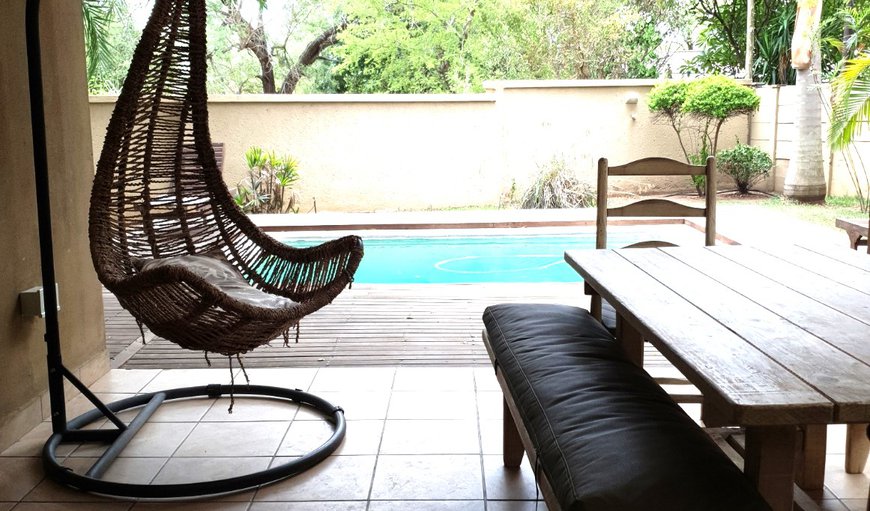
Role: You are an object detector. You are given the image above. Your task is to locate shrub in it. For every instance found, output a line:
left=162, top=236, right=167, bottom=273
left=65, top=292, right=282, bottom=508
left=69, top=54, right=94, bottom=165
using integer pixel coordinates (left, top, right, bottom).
left=649, top=76, right=761, bottom=196
left=717, top=142, right=773, bottom=194
left=233, top=147, right=300, bottom=214
left=521, top=158, right=595, bottom=209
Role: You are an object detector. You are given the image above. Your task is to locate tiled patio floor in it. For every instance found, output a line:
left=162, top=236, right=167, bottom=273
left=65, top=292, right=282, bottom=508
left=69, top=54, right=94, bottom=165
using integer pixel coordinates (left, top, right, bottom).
left=1, top=366, right=868, bottom=510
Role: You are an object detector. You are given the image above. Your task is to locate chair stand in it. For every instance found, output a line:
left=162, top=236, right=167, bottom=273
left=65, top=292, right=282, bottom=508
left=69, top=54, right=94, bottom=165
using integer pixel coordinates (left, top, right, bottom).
left=42, top=384, right=345, bottom=499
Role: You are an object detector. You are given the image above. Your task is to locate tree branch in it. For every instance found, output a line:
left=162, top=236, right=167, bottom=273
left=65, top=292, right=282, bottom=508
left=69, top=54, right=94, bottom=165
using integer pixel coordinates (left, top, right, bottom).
left=280, top=17, right=349, bottom=94
left=219, top=0, right=277, bottom=93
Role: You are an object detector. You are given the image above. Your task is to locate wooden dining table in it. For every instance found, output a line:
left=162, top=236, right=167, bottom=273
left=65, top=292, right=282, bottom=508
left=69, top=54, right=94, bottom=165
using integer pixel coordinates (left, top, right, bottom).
left=565, top=243, right=870, bottom=511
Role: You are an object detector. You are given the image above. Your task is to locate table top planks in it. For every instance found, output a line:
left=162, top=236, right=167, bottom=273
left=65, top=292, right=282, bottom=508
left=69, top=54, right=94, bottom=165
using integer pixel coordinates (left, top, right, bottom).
left=565, top=244, right=870, bottom=426
left=565, top=248, right=832, bottom=426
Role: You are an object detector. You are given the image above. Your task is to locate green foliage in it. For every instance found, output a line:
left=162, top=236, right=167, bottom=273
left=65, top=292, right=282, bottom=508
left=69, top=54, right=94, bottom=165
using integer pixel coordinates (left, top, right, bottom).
left=717, top=142, right=772, bottom=194
left=649, top=76, right=760, bottom=196
left=829, top=53, right=870, bottom=150
left=82, top=0, right=137, bottom=93
left=682, top=76, right=760, bottom=120
left=648, top=80, right=690, bottom=117
left=684, top=0, right=845, bottom=84
left=233, top=147, right=301, bottom=214
left=520, top=158, right=595, bottom=209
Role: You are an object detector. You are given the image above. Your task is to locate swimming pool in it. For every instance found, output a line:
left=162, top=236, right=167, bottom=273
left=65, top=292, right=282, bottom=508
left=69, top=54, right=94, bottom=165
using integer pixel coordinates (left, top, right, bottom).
left=279, top=227, right=693, bottom=284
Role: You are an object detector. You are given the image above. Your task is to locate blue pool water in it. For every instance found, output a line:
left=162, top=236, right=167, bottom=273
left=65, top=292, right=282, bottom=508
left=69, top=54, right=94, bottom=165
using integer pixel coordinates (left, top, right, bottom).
left=281, top=229, right=651, bottom=284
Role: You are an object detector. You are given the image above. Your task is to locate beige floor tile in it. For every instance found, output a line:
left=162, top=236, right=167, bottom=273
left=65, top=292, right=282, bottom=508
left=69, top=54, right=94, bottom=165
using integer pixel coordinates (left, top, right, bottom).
left=827, top=424, right=848, bottom=456
left=90, top=369, right=161, bottom=393
left=202, top=397, right=299, bottom=422
left=380, top=420, right=479, bottom=455
left=175, top=421, right=289, bottom=457
left=276, top=420, right=339, bottom=457
left=0, top=457, right=43, bottom=501
left=473, top=367, right=501, bottom=392
left=294, top=391, right=390, bottom=421
left=368, top=501, right=484, bottom=511
left=152, top=456, right=271, bottom=485
left=13, top=504, right=133, bottom=510
left=132, top=503, right=250, bottom=510
left=117, top=397, right=216, bottom=423
left=479, top=419, right=505, bottom=456
left=819, top=500, right=851, bottom=511
left=335, top=420, right=385, bottom=455
left=243, top=367, right=319, bottom=391
left=0, top=503, right=13, bottom=511
left=100, top=456, right=167, bottom=484
left=309, top=367, right=395, bottom=392
left=825, top=454, right=870, bottom=500
left=249, top=502, right=367, bottom=511
left=1, top=422, right=75, bottom=458
left=72, top=422, right=197, bottom=458
left=393, top=367, right=475, bottom=391
left=387, top=391, right=477, bottom=420
left=841, top=499, right=869, bottom=511
left=66, top=393, right=135, bottom=420
left=477, top=391, right=504, bottom=421
left=25, top=457, right=117, bottom=503
left=486, top=501, right=548, bottom=511
left=483, top=455, right=539, bottom=501
left=370, top=454, right=483, bottom=500
left=141, top=369, right=240, bottom=393
left=255, top=455, right=376, bottom=501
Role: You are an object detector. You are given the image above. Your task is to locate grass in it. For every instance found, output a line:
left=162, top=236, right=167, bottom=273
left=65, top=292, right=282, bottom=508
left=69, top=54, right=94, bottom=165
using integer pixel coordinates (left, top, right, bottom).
left=719, top=195, right=866, bottom=229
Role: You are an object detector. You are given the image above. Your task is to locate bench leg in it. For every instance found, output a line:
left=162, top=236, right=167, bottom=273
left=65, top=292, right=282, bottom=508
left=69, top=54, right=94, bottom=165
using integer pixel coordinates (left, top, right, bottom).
left=846, top=423, right=869, bottom=474
left=744, top=425, right=798, bottom=511
left=796, top=424, right=826, bottom=495
left=503, top=397, right=524, bottom=467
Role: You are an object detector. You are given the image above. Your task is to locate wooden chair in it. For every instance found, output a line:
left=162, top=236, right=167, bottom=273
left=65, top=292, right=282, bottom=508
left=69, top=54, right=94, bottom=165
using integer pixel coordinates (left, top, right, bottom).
left=593, top=156, right=715, bottom=404
left=592, top=156, right=717, bottom=330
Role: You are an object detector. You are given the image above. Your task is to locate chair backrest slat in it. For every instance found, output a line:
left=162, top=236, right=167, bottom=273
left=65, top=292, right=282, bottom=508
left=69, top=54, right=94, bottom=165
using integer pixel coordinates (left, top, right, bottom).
left=596, top=156, right=716, bottom=250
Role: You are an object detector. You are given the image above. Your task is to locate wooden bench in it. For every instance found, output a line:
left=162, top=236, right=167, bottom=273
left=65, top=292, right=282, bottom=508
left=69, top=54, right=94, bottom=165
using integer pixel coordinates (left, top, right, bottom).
left=482, top=303, right=770, bottom=511
left=835, top=217, right=868, bottom=250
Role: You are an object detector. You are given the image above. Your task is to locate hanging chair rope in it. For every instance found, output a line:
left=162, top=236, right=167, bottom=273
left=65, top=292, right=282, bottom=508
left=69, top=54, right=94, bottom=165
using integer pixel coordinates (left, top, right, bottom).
left=89, top=0, right=363, bottom=359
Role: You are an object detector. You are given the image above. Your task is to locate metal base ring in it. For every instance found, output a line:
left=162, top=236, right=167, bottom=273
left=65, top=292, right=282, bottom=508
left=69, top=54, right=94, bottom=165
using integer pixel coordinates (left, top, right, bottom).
left=42, top=384, right=345, bottom=499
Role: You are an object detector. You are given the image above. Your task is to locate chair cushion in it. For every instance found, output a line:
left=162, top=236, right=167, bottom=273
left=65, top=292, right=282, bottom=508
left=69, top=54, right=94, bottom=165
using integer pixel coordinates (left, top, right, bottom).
left=133, top=252, right=295, bottom=310
left=483, top=303, right=769, bottom=511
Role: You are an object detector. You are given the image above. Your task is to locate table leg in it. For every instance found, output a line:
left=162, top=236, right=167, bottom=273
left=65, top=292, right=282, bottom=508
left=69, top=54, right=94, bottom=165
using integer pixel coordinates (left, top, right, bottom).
left=615, top=315, right=643, bottom=367
left=744, top=425, right=798, bottom=511
left=846, top=423, right=869, bottom=474
left=796, top=424, right=826, bottom=495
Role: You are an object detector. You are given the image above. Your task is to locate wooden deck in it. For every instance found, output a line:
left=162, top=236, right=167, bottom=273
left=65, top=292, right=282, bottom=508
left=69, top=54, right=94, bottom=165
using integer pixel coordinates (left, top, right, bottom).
left=105, top=284, right=589, bottom=369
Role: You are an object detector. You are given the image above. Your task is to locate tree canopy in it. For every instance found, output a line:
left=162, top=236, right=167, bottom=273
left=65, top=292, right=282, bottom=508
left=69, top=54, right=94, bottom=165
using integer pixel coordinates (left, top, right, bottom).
left=84, top=0, right=689, bottom=94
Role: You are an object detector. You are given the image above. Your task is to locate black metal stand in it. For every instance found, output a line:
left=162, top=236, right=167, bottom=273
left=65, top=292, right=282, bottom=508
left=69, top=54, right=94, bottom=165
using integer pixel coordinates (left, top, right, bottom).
left=25, top=0, right=344, bottom=498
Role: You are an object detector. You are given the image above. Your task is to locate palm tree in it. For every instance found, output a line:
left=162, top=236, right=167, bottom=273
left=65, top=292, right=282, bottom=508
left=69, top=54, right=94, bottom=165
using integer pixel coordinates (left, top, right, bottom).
left=783, top=0, right=827, bottom=203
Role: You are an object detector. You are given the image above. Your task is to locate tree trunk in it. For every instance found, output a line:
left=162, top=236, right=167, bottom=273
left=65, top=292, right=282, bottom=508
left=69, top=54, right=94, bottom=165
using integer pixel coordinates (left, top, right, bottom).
left=783, top=55, right=826, bottom=202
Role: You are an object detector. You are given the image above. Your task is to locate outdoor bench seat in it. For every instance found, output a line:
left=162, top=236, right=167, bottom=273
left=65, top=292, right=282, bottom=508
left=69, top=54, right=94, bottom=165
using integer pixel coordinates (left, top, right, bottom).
left=482, top=303, right=770, bottom=511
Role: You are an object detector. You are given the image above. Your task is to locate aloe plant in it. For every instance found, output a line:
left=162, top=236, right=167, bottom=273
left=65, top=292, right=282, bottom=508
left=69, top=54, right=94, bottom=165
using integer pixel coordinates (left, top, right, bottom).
left=233, top=147, right=300, bottom=214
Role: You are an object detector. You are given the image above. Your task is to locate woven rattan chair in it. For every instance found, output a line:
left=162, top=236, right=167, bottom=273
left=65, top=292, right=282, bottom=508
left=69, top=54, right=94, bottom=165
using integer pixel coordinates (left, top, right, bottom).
left=89, top=0, right=363, bottom=361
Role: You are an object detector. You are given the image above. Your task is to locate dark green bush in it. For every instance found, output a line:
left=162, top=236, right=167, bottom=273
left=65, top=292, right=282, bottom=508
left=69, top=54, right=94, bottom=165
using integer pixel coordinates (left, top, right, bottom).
left=717, top=142, right=773, bottom=194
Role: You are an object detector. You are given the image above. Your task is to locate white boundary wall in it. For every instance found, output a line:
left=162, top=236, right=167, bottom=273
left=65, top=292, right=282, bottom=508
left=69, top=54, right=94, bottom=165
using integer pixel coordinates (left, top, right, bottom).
left=90, top=80, right=866, bottom=212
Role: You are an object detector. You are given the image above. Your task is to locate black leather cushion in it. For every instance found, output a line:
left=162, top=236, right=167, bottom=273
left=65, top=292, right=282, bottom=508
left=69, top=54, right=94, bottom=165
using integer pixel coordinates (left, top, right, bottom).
left=483, top=303, right=769, bottom=511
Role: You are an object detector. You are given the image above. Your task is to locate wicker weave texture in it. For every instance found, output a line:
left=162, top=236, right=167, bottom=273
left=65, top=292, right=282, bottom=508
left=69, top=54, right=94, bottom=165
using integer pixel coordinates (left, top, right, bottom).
left=89, top=0, right=363, bottom=356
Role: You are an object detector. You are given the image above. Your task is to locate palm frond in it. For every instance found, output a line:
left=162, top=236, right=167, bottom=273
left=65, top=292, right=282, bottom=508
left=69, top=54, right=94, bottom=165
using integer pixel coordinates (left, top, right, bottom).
left=829, top=53, right=870, bottom=149
left=81, top=0, right=117, bottom=78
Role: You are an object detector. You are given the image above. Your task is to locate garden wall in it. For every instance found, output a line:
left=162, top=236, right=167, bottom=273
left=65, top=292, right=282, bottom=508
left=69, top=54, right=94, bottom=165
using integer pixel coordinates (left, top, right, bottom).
left=90, top=81, right=868, bottom=212
left=752, top=85, right=870, bottom=198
